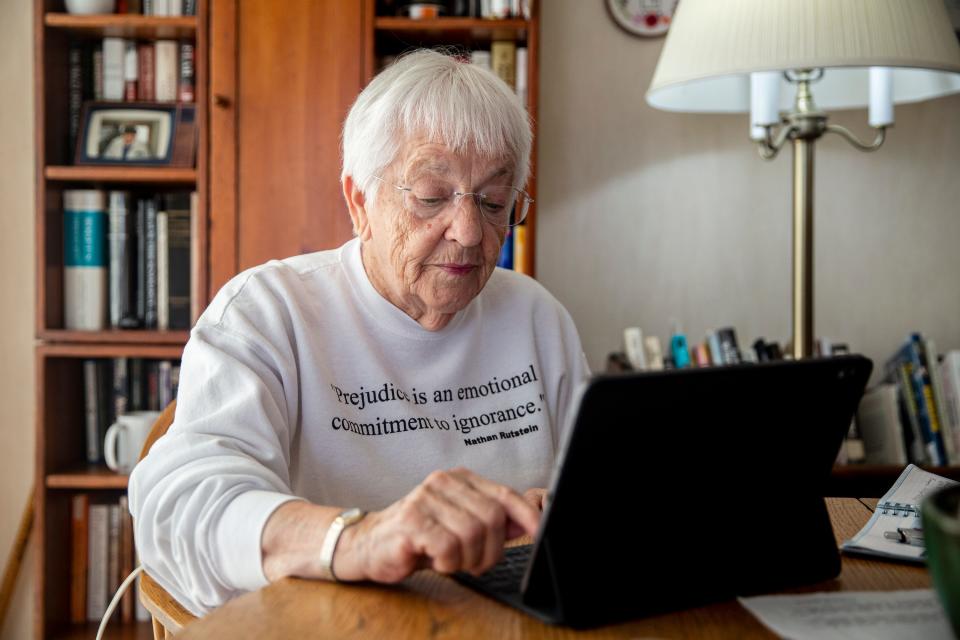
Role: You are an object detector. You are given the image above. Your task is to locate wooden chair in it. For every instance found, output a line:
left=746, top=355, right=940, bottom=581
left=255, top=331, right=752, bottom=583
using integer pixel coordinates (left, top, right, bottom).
left=136, top=400, right=198, bottom=638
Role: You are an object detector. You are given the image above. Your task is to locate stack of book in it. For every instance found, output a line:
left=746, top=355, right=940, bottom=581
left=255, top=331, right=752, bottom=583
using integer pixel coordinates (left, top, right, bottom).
left=71, top=494, right=150, bottom=626
left=856, top=333, right=960, bottom=466
left=84, top=358, right=181, bottom=464
left=63, top=189, right=196, bottom=332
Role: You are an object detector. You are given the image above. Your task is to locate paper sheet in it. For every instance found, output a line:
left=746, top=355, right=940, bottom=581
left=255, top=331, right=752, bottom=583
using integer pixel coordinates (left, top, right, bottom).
left=739, top=590, right=954, bottom=640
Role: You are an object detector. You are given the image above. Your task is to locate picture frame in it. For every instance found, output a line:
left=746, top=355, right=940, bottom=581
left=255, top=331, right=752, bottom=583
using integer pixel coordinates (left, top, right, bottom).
left=74, top=102, right=197, bottom=167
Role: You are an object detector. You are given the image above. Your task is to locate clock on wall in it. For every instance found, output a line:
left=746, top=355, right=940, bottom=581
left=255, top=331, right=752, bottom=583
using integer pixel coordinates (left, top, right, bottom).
left=606, top=0, right=679, bottom=37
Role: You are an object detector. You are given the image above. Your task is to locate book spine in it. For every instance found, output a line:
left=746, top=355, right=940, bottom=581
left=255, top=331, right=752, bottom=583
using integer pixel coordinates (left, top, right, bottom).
left=924, top=338, right=955, bottom=465
left=496, top=227, right=514, bottom=269
left=135, top=199, right=146, bottom=325
left=113, top=357, right=129, bottom=422
left=706, top=331, right=724, bottom=365
left=63, top=190, right=108, bottom=331
left=92, top=49, right=104, bottom=100
left=102, top=37, right=125, bottom=101
left=83, top=360, right=101, bottom=463
left=68, top=45, right=84, bottom=155
left=130, top=357, right=144, bottom=411
left=70, top=493, right=89, bottom=624
left=154, top=40, right=179, bottom=102
left=123, top=41, right=138, bottom=101
left=178, top=42, right=195, bottom=103
left=515, top=46, right=528, bottom=107
left=941, top=353, right=960, bottom=458
left=87, top=504, right=109, bottom=621
left=157, top=210, right=170, bottom=330
left=159, top=360, right=172, bottom=408
left=717, top=327, right=742, bottom=365
left=143, top=0, right=154, bottom=14
left=147, top=360, right=160, bottom=410
left=138, top=43, right=155, bottom=101
left=908, top=335, right=947, bottom=465
left=183, top=0, right=196, bottom=15
left=168, top=0, right=182, bottom=15
left=490, top=40, right=516, bottom=90
left=897, top=363, right=928, bottom=464
left=168, top=202, right=192, bottom=329
left=470, top=50, right=491, bottom=70
left=153, top=0, right=170, bottom=15
left=189, top=191, right=200, bottom=325
left=119, top=495, right=134, bottom=622
left=512, top=222, right=529, bottom=275
left=107, top=191, right=130, bottom=328
left=107, top=504, right=121, bottom=617
left=145, top=198, right=158, bottom=328
left=126, top=0, right=142, bottom=13
left=171, top=363, right=181, bottom=399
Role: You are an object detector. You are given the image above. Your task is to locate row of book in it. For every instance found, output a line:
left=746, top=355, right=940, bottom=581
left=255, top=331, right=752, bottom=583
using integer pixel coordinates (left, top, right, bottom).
left=855, top=334, right=960, bottom=467
left=607, top=327, right=838, bottom=373
left=64, top=189, right=196, bottom=332
left=84, top=358, right=181, bottom=464
left=71, top=494, right=149, bottom=624
left=108, top=0, right=197, bottom=14
left=379, top=0, right=531, bottom=19
left=68, top=38, right=195, bottom=152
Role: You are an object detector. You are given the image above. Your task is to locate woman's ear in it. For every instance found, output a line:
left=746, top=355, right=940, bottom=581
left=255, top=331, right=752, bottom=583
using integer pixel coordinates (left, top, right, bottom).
left=342, top=175, right=372, bottom=241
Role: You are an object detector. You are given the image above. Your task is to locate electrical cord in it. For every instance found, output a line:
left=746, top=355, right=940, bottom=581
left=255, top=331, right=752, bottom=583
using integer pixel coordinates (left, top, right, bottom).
left=95, top=565, right=144, bottom=640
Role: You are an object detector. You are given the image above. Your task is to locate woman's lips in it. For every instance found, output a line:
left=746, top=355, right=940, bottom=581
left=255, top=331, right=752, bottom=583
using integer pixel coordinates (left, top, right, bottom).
left=437, top=263, right=477, bottom=276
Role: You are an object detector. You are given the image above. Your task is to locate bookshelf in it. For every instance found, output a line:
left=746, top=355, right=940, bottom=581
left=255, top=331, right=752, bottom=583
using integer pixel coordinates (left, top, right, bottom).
left=363, top=3, right=540, bottom=276
left=33, top=0, right=207, bottom=637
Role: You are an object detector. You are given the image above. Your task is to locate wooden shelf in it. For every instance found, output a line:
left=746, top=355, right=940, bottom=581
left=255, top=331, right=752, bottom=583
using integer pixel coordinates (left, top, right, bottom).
left=47, top=465, right=128, bottom=490
left=51, top=621, right=154, bottom=640
left=829, top=464, right=960, bottom=497
left=38, top=342, right=185, bottom=359
left=45, top=165, right=197, bottom=184
left=374, top=17, right=529, bottom=42
left=40, top=329, right=190, bottom=345
left=45, top=13, right=196, bottom=39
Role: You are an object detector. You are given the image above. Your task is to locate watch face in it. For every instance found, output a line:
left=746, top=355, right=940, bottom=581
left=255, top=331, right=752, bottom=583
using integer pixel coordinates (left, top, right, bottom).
left=606, top=0, right=679, bottom=37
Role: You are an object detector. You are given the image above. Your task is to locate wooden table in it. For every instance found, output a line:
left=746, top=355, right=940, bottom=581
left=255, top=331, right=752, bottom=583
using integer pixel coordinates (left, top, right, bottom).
left=178, top=498, right=931, bottom=639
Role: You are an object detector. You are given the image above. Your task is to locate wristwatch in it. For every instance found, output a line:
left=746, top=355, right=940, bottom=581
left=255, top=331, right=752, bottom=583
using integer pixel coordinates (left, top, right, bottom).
left=318, top=507, right=366, bottom=581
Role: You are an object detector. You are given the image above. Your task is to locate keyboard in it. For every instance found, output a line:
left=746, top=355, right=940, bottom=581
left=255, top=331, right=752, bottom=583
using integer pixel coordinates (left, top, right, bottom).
left=457, top=544, right=533, bottom=595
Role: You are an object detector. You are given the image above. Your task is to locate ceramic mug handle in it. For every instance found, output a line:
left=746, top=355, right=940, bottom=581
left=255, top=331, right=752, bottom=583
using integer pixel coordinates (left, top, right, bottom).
left=104, top=422, right=125, bottom=472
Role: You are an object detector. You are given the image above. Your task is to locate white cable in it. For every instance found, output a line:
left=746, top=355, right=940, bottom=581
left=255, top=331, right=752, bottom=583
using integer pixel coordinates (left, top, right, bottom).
left=96, top=565, right=145, bottom=640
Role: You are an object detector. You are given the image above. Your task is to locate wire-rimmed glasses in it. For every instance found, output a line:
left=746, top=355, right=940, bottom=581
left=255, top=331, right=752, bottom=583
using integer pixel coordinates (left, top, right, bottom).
left=374, top=176, right=533, bottom=227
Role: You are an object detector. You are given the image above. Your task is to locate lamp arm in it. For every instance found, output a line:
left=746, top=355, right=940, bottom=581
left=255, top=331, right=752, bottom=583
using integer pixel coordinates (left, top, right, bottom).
left=756, top=123, right=796, bottom=160
left=824, top=124, right=887, bottom=152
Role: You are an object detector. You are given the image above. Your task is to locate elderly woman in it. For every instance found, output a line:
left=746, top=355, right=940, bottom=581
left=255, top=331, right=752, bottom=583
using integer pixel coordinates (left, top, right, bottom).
left=129, top=49, right=589, bottom=615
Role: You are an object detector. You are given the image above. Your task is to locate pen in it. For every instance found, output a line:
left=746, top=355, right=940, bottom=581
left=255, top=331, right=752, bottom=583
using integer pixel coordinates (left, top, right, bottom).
left=883, top=528, right=924, bottom=547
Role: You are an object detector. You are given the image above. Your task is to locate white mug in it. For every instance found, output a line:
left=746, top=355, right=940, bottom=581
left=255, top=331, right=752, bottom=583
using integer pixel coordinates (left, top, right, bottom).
left=64, top=0, right=117, bottom=14
left=104, top=411, right=161, bottom=474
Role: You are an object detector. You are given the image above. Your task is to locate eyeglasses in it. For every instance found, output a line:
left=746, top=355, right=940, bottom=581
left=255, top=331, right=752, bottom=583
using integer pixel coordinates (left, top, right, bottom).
left=374, top=176, right=533, bottom=228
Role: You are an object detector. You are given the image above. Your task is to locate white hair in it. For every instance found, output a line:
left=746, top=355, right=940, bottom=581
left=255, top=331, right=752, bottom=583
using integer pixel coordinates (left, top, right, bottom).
left=341, top=49, right=532, bottom=201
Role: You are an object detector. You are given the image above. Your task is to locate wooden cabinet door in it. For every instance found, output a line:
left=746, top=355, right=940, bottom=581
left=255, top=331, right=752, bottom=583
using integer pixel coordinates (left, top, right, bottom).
left=209, top=0, right=363, bottom=297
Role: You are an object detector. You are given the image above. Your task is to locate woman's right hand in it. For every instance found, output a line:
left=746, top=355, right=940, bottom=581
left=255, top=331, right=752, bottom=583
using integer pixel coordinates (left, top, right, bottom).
left=331, top=467, right=541, bottom=582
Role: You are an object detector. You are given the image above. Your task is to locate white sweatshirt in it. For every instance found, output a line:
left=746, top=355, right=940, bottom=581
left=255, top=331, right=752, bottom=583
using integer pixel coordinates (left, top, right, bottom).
left=128, top=237, right=589, bottom=615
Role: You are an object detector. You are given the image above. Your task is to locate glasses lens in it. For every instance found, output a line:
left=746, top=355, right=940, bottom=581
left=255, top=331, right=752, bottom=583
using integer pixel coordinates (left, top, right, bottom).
left=479, top=187, right=525, bottom=227
left=404, top=181, right=454, bottom=218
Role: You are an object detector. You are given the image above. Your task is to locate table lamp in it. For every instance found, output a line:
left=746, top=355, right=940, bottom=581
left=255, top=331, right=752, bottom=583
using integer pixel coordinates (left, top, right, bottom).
left=646, top=0, right=960, bottom=358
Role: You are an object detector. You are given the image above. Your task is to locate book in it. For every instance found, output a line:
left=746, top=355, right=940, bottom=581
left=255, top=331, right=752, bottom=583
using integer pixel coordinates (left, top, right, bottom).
left=159, top=360, right=173, bottom=408
left=190, top=191, right=200, bottom=324
left=512, top=222, right=529, bottom=274
left=63, top=190, right=108, bottom=331
left=886, top=337, right=944, bottom=465
left=179, top=42, right=195, bottom=103
left=113, top=357, right=129, bottom=423
left=470, top=50, right=491, bottom=70
left=496, top=227, right=513, bottom=269
left=155, top=40, right=179, bottom=101
left=183, top=0, right=197, bottom=15
left=145, top=197, right=159, bottom=328
left=92, top=48, right=104, bottom=100
left=102, top=37, right=125, bottom=101
left=717, top=327, right=742, bottom=365
left=706, top=331, right=724, bottom=365
left=165, top=193, right=192, bottom=328
left=490, top=40, right=516, bottom=90
left=157, top=209, right=169, bottom=330
left=83, top=360, right=101, bottom=464
left=923, top=338, right=956, bottom=464
left=68, top=43, right=92, bottom=155
left=118, top=497, right=134, bottom=622
left=138, top=42, right=155, bottom=101
left=911, top=334, right=949, bottom=464
left=123, top=41, right=138, bottom=101
left=857, top=384, right=908, bottom=465
left=87, top=503, right=109, bottom=621
left=841, top=465, right=958, bottom=563
left=70, top=494, right=89, bottom=624
left=107, top=503, right=121, bottom=622
left=107, top=191, right=133, bottom=328
left=515, top=47, right=528, bottom=106
left=940, top=351, right=960, bottom=458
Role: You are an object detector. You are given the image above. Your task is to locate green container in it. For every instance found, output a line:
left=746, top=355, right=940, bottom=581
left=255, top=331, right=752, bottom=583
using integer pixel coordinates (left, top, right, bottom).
left=921, top=484, right=960, bottom=637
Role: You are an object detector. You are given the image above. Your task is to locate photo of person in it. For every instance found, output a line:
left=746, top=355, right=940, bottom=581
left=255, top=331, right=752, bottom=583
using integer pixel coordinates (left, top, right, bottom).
left=100, top=123, right=154, bottom=160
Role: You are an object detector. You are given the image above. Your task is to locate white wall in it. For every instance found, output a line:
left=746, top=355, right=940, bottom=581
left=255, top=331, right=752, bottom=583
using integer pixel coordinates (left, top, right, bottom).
left=0, top=0, right=36, bottom=638
left=537, top=0, right=960, bottom=381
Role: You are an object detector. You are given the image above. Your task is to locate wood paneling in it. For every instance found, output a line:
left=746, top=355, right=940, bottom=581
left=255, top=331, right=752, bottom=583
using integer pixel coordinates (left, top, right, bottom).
left=233, top=0, right=361, bottom=273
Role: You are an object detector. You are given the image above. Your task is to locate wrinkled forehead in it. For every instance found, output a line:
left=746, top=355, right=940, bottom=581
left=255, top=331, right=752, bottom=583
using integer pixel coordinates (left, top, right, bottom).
left=393, top=137, right=514, bottom=183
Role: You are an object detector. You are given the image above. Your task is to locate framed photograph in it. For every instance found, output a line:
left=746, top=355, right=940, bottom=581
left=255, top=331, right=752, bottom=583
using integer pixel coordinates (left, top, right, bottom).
left=75, top=102, right=197, bottom=167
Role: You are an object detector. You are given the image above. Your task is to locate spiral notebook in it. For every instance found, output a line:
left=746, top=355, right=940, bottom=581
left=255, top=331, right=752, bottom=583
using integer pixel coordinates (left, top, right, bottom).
left=841, top=465, right=958, bottom=563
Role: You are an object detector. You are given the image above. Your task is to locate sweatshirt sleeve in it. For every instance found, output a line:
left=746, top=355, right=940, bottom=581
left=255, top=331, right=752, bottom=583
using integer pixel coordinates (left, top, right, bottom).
left=128, top=285, right=304, bottom=615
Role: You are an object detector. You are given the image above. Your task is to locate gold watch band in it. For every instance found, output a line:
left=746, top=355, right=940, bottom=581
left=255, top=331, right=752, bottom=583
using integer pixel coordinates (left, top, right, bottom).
left=318, top=508, right=366, bottom=581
